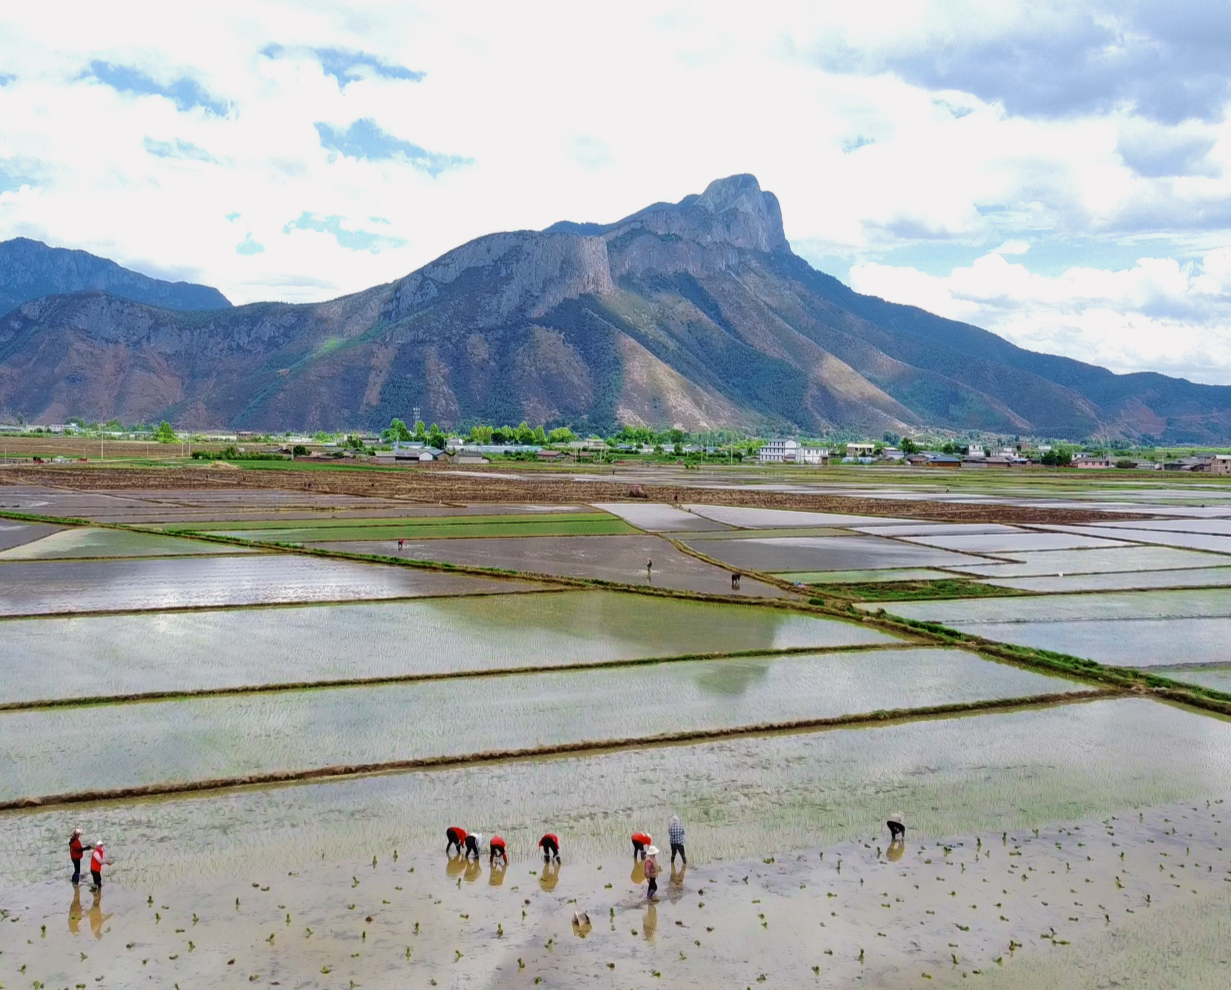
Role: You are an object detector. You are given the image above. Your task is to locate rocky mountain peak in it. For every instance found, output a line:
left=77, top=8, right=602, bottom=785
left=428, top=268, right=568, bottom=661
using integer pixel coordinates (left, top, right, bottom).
left=689, top=174, right=787, bottom=254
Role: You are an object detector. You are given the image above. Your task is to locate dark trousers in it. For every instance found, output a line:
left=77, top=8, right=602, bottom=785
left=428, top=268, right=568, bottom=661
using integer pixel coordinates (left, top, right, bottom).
left=541, top=839, right=559, bottom=861
left=71, top=858, right=82, bottom=884
left=632, top=840, right=646, bottom=858
left=887, top=822, right=905, bottom=841
left=647, top=877, right=657, bottom=898
left=464, top=835, right=480, bottom=859
left=670, top=842, right=686, bottom=864
left=91, top=869, right=102, bottom=888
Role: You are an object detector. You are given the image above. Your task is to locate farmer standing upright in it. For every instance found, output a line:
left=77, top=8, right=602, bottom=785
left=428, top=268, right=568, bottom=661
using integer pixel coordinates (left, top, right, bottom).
left=89, top=841, right=110, bottom=890
left=69, top=828, right=85, bottom=885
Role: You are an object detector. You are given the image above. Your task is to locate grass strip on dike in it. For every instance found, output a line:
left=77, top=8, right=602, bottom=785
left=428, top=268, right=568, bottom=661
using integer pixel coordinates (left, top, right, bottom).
left=0, top=641, right=910, bottom=713
left=0, top=690, right=1111, bottom=813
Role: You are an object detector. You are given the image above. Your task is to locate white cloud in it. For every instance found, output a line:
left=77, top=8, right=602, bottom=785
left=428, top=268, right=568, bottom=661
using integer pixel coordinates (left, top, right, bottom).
left=0, top=1, right=1228, bottom=384
left=850, top=250, right=1231, bottom=384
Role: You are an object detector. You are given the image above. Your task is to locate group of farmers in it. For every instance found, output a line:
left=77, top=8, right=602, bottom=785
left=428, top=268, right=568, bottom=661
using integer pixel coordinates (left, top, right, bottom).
left=67, top=829, right=110, bottom=890
left=444, top=814, right=687, bottom=900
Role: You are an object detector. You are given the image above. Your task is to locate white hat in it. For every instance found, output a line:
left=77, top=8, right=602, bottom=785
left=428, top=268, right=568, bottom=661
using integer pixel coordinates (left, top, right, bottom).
left=646, top=845, right=659, bottom=856
left=94, top=840, right=104, bottom=847
left=72, top=828, right=82, bottom=836
left=889, top=813, right=903, bottom=824
left=472, top=833, right=484, bottom=845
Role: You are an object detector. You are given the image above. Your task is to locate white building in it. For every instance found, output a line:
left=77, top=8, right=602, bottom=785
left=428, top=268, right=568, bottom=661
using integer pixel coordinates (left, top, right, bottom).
left=758, top=439, right=831, bottom=465
left=846, top=443, right=876, bottom=458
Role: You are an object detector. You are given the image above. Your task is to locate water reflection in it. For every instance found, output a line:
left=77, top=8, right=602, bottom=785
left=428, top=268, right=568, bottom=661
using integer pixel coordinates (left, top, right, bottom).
left=68, top=885, right=82, bottom=935
left=692, top=660, right=770, bottom=697
left=886, top=840, right=905, bottom=862
left=488, top=862, right=506, bottom=887
left=630, top=860, right=645, bottom=885
left=642, top=902, right=657, bottom=941
left=539, top=861, right=560, bottom=892
left=464, top=858, right=482, bottom=884
left=445, top=853, right=467, bottom=879
left=88, top=889, right=111, bottom=940
left=667, top=863, right=687, bottom=904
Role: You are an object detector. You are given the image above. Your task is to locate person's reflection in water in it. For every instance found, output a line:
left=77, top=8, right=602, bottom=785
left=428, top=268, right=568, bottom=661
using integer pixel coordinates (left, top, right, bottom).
left=445, top=853, right=467, bottom=879
left=463, top=857, right=482, bottom=884
left=88, top=888, right=112, bottom=940
left=666, top=862, right=687, bottom=904
left=629, top=859, right=646, bottom=886
left=539, top=859, right=560, bottom=892
left=886, top=839, right=905, bottom=863
left=488, top=861, right=507, bottom=887
left=68, top=885, right=83, bottom=935
left=642, top=901, right=658, bottom=941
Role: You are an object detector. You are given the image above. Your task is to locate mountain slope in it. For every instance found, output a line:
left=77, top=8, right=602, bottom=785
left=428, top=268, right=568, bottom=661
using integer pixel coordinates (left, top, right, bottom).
left=0, top=238, right=231, bottom=314
left=2, top=176, right=1230, bottom=441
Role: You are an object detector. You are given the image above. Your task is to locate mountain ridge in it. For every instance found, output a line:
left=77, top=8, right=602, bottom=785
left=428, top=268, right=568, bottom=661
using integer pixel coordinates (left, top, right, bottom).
left=2, top=175, right=1229, bottom=441
left=0, top=237, right=232, bottom=315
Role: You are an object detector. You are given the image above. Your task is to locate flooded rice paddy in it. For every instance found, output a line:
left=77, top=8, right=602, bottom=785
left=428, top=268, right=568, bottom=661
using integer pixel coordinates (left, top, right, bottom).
left=683, top=534, right=983, bottom=572
left=590, top=502, right=732, bottom=531
left=947, top=545, right=1228, bottom=577
left=981, top=566, right=1231, bottom=593
left=0, top=648, right=1090, bottom=801
left=0, top=554, right=545, bottom=615
left=866, top=587, right=1231, bottom=624
left=940, top=617, right=1231, bottom=668
left=902, top=531, right=1130, bottom=553
left=5, top=701, right=1231, bottom=988
left=313, top=533, right=795, bottom=597
left=0, top=526, right=256, bottom=559
left=0, top=591, right=894, bottom=703
left=0, top=518, right=62, bottom=550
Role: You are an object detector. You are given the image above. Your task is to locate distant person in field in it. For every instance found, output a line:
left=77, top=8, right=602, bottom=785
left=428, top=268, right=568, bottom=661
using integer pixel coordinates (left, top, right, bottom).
left=730, top=572, right=741, bottom=590
left=89, top=841, right=111, bottom=890
left=69, top=828, right=85, bottom=885
left=464, top=831, right=484, bottom=860
left=539, top=832, right=560, bottom=863
left=445, top=826, right=468, bottom=855
left=887, top=812, right=905, bottom=842
left=643, top=845, right=661, bottom=900
left=631, top=831, right=652, bottom=858
left=668, top=814, right=686, bottom=865
left=489, top=835, right=508, bottom=866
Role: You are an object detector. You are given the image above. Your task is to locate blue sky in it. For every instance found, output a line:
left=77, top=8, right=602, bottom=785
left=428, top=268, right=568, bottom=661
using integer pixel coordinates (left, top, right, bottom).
left=1, top=2, right=1231, bottom=382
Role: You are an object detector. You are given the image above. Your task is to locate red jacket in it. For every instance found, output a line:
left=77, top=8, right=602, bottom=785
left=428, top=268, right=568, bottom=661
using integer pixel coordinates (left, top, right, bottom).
left=539, top=833, right=559, bottom=847
left=70, top=836, right=84, bottom=861
left=631, top=832, right=652, bottom=845
left=91, top=847, right=104, bottom=872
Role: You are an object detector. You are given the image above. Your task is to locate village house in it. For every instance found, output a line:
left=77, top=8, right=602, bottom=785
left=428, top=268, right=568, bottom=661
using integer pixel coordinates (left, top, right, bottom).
left=758, top=439, right=831, bottom=465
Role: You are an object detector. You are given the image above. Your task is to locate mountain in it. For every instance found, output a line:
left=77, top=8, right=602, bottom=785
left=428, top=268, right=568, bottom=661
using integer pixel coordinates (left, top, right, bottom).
left=2, top=176, right=1230, bottom=441
left=0, top=238, right=231, bottom=315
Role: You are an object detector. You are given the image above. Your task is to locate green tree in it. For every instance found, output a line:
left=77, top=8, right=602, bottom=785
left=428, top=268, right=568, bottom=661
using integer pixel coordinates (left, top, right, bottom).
left=103, top=418, right=123, bottom=432
left=532, top=424, right=547, bottom=444
left=313, top=431, right=332, bottom=442
left=470, top=424, right=494, bottom=444
left=900, top=438, right=919, bottom=455
left=382, top=418, right=413, bottom=442
left=155, top=421, right=178, bottom=443
left=413, top=420, right=427, bottom=441
left=548, top=426, right=575, bottom=444
left=516, top=421, right=535, bottom=444
left=427, top=423, right=445, bottom=449
left=292, top=444, right=309, bottom=457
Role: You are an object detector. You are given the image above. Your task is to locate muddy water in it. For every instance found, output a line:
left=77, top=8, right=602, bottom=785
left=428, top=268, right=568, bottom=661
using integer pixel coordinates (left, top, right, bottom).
left=3, top=798, right=1230, bottom=989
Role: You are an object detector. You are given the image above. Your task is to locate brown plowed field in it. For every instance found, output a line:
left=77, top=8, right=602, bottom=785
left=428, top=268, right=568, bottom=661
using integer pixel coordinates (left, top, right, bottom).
left=0, top=463, right=1146, bottom=526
